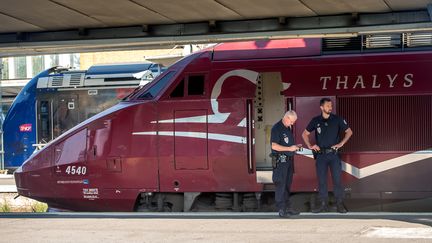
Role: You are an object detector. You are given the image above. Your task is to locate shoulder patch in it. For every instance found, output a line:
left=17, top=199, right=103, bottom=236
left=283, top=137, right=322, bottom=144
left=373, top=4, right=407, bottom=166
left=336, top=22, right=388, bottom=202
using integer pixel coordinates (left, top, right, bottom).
left=284, top=135, right=289, bottom=144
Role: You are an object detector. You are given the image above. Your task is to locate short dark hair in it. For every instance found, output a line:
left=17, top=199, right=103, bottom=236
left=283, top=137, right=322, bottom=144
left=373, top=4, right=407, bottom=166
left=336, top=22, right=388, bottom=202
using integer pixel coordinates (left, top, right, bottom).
left=320, top=98, right=331, bottom=106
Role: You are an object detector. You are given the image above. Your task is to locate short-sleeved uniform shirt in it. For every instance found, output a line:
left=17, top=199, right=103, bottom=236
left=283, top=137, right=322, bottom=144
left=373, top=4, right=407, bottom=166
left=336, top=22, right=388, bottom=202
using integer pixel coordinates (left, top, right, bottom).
left=271, top=120, right=295, bottom=156
left=305, top=114, right=349, bottom=149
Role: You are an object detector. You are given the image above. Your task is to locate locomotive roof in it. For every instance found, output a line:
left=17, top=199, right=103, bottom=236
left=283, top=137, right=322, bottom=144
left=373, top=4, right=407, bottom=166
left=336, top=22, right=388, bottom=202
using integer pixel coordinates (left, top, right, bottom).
left=212, top=39, right=321, bottom=61
left=86, top=63, right=155, bottom=75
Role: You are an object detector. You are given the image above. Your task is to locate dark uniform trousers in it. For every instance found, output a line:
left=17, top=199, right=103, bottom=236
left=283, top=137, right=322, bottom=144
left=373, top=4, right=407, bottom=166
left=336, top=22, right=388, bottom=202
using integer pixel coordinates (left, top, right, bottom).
left=273, top=158, right=294, bottom=210
left=316, top=153, right=344, bottom=202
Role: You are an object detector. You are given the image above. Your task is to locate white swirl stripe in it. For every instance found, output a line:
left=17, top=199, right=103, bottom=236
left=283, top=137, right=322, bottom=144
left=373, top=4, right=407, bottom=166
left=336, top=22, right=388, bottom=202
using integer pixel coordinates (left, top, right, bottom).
left=133, top=131, right=246, bottom=144
left=298, top=148, right=432, bottom=179
left=132, top=132, right=432, bottom=180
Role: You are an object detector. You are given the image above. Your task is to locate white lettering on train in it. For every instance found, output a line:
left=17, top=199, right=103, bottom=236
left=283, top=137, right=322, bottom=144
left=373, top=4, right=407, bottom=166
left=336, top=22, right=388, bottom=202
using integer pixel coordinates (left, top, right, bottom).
left=65, top=165, right=87, bottom=175
left=404, top=73, right=414, bottom=87
left=320, top=73, right=414, bottom=90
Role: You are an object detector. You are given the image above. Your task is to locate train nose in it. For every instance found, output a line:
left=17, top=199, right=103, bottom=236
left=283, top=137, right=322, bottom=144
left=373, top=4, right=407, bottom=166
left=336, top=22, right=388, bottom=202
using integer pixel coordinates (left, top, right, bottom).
left=14, top=162, right=37, bottom=199
left=14, top=165, right=27, bottom=196
left=13, top=149, right=54, bottom=201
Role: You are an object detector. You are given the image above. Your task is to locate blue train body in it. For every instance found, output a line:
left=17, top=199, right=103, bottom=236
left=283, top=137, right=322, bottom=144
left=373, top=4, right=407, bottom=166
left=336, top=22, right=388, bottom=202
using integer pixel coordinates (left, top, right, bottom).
left=3, top=63, right=163, bottom=168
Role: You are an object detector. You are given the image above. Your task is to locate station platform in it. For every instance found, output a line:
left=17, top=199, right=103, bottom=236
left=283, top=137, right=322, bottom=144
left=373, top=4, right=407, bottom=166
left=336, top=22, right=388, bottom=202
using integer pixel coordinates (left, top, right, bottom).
left=0, top=212, right=431, bottom=242
left=0, top=175, right=39, bottom=212
left=0, top=174, right=17, bottom=193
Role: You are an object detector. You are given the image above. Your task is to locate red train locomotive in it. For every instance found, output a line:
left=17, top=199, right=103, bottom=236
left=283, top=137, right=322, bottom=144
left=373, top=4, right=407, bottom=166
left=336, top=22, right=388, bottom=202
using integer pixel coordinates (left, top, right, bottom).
left=15, top=35, right=432, bottom=211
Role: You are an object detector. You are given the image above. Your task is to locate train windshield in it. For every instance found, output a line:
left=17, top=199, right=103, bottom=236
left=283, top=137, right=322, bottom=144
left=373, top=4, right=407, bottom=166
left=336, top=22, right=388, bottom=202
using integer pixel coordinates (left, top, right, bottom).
left=137, top=71, right=176, bottom=100
left=121, top=82, right=150, bottom=101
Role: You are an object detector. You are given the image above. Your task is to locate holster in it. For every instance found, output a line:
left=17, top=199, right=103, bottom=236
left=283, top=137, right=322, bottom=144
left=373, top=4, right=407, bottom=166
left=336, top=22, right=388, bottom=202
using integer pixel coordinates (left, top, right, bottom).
left=312, top=150, right=318, bottom=160
left=269, top=153, right=279, bottom=168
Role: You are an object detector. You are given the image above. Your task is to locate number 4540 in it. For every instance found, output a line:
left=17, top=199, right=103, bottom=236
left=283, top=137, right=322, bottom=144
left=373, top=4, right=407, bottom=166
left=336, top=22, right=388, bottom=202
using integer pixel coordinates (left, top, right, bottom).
left=65, top=166, right=87, bottom=175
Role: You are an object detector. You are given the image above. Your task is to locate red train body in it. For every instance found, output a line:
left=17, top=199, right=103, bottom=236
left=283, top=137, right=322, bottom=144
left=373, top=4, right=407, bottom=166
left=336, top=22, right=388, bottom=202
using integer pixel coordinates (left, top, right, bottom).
left=15, top=38, right=432, bottom=211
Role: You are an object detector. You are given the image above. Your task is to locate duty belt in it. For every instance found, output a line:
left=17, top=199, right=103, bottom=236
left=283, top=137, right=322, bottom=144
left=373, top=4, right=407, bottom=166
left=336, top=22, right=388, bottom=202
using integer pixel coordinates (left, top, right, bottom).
left=278, top=154, right=293, bottom=163
left=318, top=148, right=337, bottom=154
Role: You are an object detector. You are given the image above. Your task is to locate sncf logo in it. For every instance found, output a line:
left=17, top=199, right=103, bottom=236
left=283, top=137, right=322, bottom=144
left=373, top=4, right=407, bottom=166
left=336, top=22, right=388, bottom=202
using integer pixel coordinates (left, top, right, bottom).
left=19, top=124, right=32, bottom=132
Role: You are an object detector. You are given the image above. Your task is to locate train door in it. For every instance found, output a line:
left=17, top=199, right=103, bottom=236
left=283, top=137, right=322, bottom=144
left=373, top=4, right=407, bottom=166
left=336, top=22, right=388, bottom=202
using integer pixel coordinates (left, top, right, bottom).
left=53, top=94, right=79, bottom=138
left=36, top=100, right=53, bottom=145
left=254, top=72, right=287, bottom=168
left=157, top=73, right=210, bottom=191
left=253, top=72, right=289, bottom=182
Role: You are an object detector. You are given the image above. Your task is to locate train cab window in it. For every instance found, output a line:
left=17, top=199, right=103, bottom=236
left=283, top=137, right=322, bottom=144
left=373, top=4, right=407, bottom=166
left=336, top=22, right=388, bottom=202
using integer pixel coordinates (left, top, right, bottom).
left=187, top=75, right=206, bottom=96
left=139, top=71, right=175, bottom=99
left=39, top=101, right=51, bottom=143
left=170, top=79, right=185, bottom=98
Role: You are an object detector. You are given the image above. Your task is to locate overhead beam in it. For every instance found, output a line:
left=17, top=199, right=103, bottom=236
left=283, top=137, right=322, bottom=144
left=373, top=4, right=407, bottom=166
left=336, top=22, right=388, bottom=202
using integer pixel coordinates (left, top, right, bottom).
left=0, top=10, right=432, bottom=57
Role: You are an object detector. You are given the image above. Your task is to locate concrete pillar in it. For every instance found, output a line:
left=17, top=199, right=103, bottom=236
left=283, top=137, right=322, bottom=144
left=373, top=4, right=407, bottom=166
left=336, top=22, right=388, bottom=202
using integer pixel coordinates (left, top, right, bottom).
left=8, top=58, right=15, bottom=80
left=26, top=56, right=32, bottom=79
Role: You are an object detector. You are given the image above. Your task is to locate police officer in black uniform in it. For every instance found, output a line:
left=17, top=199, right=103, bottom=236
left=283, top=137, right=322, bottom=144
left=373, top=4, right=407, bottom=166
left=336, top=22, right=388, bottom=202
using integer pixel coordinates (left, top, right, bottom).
left=302, top=98, right=353, bottom=213
left=271, top=110, right=302, bottom=218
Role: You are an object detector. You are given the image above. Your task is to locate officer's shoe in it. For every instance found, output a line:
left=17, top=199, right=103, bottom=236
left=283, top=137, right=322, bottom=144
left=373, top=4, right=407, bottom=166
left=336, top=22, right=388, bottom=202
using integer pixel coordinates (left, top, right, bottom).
left=336, top=201, right=347, bottom=214
left=311, top=201, right=329, bottom=213
left=286, top=207, right=300, bottom=216
left=278, top=209, right=290, bottom=218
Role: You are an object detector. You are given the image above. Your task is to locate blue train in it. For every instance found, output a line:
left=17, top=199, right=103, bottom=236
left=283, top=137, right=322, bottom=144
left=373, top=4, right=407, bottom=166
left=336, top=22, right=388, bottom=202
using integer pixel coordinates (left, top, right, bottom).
left=3, top=62, right=164, bottom=169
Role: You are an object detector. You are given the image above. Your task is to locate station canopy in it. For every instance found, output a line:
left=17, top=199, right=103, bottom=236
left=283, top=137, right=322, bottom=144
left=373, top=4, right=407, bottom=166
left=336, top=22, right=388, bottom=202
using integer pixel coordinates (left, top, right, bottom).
left=1, top=0, right=432, bottom=56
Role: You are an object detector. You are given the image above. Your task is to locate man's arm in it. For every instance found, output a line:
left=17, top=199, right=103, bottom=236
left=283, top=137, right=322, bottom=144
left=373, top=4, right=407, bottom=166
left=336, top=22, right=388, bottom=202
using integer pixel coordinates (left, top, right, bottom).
left=302, top=130, right=320, bottom=151
left=271, top=142, right=300, bottom=152
left=332, top=128, right=353, bottom=150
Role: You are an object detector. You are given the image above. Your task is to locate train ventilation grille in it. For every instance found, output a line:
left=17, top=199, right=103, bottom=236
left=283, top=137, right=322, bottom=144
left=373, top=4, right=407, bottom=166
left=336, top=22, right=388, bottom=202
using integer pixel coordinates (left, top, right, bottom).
left=322, top=36, right=362, bottom=52
left=364, top=34, right=402, bottom=49
left=69, top=74, right=83, bottom=86
left=51, top=76, right=63, bottom=87
left=405, top=32, right=432, bottom=47
left=323, top=32, right=432, bottom=55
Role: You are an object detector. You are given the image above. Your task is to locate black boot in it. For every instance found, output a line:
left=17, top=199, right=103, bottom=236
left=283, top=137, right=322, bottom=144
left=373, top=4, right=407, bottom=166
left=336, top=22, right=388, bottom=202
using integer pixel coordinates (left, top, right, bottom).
left=286, top=207, right=300, bottom=216
left=312, top=201, right=328, bottom=213
left=336, top=201, right=347, bottom=214
left=278, top=209, right=290, bottom=218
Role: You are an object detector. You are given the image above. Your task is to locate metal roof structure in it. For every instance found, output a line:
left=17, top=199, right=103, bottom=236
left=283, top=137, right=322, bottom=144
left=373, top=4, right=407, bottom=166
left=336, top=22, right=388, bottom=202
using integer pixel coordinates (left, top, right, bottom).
left=1, top=0, right=432, bottom=56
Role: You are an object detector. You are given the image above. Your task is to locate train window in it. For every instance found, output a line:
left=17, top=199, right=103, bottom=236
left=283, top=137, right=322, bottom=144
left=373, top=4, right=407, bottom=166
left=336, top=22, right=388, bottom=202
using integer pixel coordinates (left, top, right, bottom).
left=187, top=75, right=205, bottom=96
left=53, top=96, right=79, bottom=138
left=39, top=101, right=51, bottom=143
left=170, top=79, right=185, bottom=98
left=40, top=103, right=48, bottom=113
left=139, top=71, right=175, bottom=99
